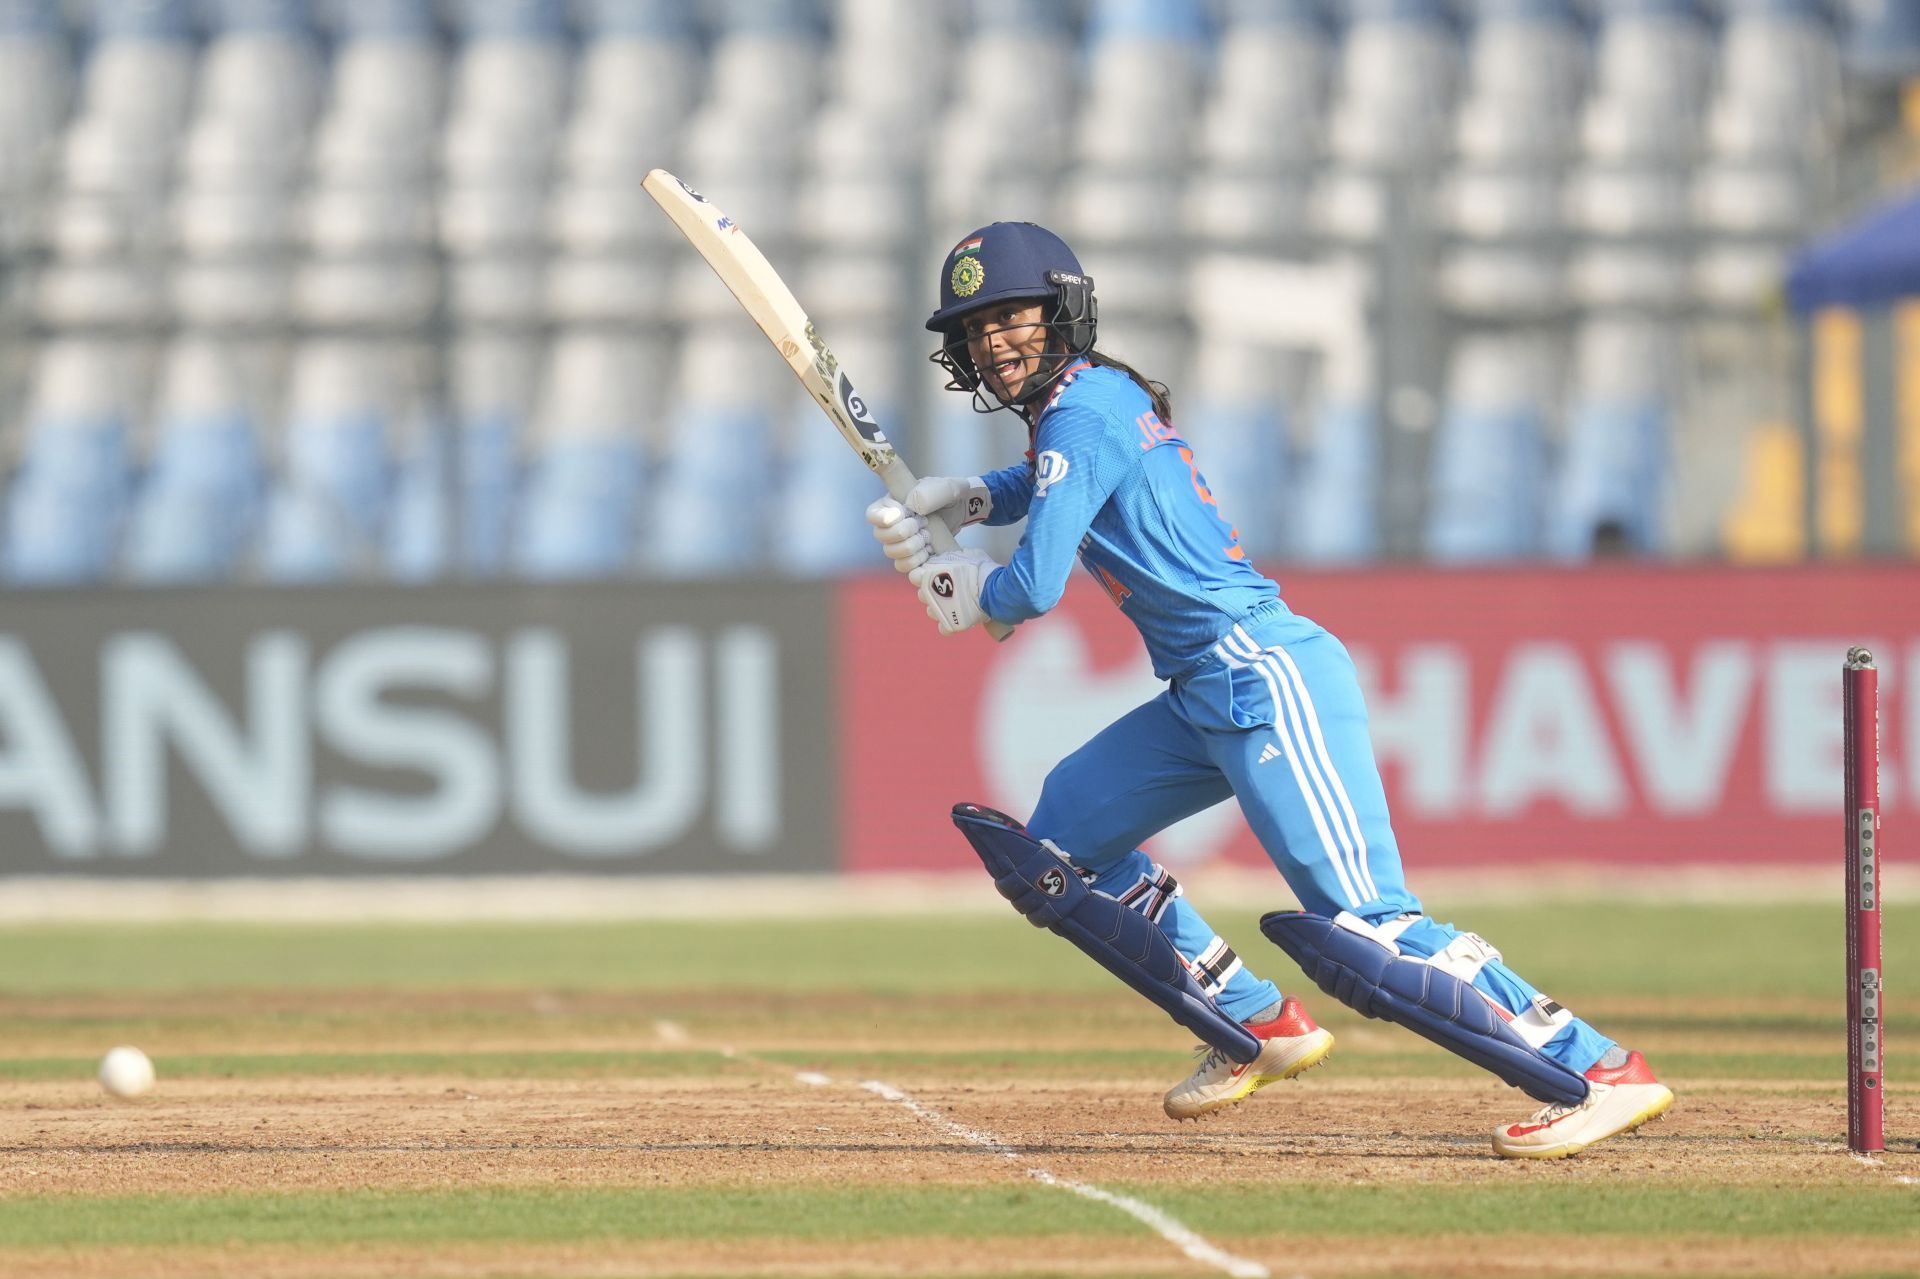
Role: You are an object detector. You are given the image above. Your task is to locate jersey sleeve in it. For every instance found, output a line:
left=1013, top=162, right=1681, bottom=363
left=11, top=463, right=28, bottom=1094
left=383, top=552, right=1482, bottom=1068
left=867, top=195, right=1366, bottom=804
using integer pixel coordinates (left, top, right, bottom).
left=979, top=462, right=1035, bottom=527
left=980, top=402, right=1127, bottom=622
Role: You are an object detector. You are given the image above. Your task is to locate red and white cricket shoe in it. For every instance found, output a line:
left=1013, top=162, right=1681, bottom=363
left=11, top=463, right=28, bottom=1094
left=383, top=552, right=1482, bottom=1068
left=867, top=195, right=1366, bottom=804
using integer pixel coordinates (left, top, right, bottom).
left=1163, top=996, right=1334, bottom=1121
left=1492, top=1050, right=1674, bottom=1159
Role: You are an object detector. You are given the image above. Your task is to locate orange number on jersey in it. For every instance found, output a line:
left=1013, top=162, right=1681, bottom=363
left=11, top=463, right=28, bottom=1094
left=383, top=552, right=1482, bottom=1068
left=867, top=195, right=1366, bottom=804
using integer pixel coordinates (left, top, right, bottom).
left=1094, top=564, right=1133, bottom=609
left=1178, top=447, right=1246, bottom=561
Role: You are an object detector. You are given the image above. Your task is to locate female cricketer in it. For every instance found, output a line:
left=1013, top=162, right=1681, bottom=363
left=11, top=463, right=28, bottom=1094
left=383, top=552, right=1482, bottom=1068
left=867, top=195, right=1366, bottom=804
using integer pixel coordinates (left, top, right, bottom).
left=865, top=221, right=1673, bottom=1159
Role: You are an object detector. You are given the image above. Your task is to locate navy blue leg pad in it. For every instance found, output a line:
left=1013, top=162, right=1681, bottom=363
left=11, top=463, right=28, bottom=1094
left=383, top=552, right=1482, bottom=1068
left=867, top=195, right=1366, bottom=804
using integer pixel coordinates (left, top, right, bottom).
left=1260, top=910, right=1588, bottom=1105
left=953, top=803, right=1260, bottom=1065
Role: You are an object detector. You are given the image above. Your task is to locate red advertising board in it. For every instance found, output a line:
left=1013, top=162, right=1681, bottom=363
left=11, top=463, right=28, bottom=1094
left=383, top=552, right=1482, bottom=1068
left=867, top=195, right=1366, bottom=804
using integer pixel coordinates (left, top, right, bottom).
left=839, top=564, right=1919, bottom=872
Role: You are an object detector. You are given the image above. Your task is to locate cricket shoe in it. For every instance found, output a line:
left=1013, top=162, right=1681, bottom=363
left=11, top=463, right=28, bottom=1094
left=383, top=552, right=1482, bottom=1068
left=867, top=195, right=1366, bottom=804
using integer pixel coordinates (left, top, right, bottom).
left=1492, top=1050, right=1674, bottom=1160
left=1163, top=996, right=1334, bottom=1121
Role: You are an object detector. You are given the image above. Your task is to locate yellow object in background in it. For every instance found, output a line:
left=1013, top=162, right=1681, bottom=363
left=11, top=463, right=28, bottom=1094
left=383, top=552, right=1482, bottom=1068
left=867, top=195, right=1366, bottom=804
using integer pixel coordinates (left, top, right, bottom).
left=1813, top=308, right=1864, bottom=554
left=1722, top=422, right=1805, bottom=562
left=1898, top=302, right=1920, bottom=552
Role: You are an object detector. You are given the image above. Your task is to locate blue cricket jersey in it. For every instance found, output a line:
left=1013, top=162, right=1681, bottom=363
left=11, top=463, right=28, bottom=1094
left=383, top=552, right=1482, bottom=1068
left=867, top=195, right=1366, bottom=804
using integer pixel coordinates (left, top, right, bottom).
left=977, top=361, right=1287, bottom=680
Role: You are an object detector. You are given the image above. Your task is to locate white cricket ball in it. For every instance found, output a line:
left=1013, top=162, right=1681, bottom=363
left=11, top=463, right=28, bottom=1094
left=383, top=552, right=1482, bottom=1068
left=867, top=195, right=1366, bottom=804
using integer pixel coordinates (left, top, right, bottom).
left=97, top=1046, right=155, bottom=1099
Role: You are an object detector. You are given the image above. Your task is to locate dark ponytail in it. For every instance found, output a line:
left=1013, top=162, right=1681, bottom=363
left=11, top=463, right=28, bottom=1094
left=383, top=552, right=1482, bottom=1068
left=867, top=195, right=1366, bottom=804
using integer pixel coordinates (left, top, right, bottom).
left=1089, top=349, right=1174, bottom=424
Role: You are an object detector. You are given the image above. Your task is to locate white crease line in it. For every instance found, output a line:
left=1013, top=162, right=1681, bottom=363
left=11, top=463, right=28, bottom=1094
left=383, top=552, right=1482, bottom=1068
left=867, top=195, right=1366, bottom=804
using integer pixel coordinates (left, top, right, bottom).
left=652, top=1019, right=691, bottom=1045
left=861, top=1079, right=1278, bottom=1279
left=794, top=1071, right=833, bottom=1087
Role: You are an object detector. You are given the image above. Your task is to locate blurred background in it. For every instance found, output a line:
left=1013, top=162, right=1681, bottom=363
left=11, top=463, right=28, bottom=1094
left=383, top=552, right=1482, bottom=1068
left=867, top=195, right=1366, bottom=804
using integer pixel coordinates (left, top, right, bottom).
left=1, top=0, right=1918, bottom=585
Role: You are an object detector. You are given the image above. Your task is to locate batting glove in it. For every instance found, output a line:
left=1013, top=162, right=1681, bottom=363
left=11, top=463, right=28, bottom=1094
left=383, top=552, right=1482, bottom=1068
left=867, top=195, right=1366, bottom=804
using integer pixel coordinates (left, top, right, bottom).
left=909, top=549, right=1002, bottom=636
left=865, top=477, right=991, bottom=575
left=865, top=496, right=931, bottom=573
left=905, top=475, right=992, bottom=528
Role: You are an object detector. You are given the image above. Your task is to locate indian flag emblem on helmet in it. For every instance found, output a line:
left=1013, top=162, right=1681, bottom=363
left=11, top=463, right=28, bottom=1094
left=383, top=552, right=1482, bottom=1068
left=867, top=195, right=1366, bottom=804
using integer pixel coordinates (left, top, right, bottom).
left=951, top=254, right=985, bottom=298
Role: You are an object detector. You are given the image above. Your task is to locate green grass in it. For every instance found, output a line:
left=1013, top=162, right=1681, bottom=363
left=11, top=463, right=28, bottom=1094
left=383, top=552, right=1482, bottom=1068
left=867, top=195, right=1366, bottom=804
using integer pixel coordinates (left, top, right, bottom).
left=0, top=905, right=1910, bottom=1276
left=0, top=903, right=1910, bottom=1000
left=1, top=1181, right=1914, bottom=1248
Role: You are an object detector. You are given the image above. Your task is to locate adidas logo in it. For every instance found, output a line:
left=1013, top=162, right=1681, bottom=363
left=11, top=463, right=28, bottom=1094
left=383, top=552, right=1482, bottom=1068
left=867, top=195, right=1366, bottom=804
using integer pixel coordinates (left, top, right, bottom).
left=1258, top=742, right=1281, bottom=765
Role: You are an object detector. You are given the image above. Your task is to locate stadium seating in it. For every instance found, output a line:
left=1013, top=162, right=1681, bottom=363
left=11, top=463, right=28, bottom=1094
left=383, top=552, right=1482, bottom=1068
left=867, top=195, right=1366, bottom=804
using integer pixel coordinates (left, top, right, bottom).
left=0, top=0, right=1898, bottom=579
left=6, top=339, right=133, bottom=583
left=1548, top=319, right=1674, bottom=557
left=125, top=337, right=267, bottom=582
left=514, top=329, right=655, bottom=579
left=1427, top=335, right=1550, bottom=561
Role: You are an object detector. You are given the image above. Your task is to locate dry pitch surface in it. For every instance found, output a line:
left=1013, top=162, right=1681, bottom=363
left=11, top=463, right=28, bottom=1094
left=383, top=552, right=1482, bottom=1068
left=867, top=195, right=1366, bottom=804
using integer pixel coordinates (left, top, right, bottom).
left=0, top=902, right=1914, bottom=1279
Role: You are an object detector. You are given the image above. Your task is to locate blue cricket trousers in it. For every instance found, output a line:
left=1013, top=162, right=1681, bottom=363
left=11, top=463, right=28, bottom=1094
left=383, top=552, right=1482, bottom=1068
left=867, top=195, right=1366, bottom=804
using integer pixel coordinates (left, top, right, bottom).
left=1026, top=603, right=1614, bottom=1073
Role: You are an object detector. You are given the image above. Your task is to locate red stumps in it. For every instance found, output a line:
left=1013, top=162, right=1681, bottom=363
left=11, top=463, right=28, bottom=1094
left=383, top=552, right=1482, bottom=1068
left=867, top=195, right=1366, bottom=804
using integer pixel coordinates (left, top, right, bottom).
left=1845, top=646, right=1884, bottom=1155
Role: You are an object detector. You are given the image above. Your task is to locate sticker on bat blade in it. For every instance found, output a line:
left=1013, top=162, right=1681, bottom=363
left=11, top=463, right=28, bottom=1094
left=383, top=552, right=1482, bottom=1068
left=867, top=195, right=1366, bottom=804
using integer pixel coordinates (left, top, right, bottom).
left=836, top=370, right=886, bottom=444
left=804, top=322, right=838, bottom=383
left=673, top=176, right=709, bottom=203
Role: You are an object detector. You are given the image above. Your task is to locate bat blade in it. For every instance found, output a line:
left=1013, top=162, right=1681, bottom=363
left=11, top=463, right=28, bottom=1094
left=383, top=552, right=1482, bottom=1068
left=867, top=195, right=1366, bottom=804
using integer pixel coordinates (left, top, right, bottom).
left=644, top=168, right=1011, bottom=641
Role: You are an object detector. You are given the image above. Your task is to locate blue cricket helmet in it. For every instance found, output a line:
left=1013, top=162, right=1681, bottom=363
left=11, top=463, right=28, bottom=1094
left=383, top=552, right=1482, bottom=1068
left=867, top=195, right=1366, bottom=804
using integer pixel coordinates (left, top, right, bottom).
left=926, top=222, right=1091, bottom=333
left=926, top=222, right=1098, bottom=404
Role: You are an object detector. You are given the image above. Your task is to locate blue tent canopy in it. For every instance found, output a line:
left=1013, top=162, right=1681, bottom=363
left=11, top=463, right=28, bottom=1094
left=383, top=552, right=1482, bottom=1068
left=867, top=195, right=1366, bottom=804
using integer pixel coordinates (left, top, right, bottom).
left=1788, top=186, right=1920, bottom=313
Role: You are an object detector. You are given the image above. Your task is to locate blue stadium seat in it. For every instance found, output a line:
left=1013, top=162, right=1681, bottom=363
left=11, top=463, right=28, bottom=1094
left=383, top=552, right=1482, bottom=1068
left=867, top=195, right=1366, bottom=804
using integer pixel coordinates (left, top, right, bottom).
left=1348, top=0, right=1456, bottom=23
left=1219, top=0, right=1326, bottom=23
left=971, top=0, right=1073, bottom=33
left=5, top=418, right=131, bottom=583
left=1473, top=0, right=1581, bottom=18
left=125, top=413, right=265, bottom=582
left=1426, top=340, right=1548, bottom=560
left=1086, top=0, right=1212, bottom=46
left=1548, top=319, right=1671, bottom=556
left=582, top=0, right=695, bottom=37
left=92, top=0, right=194, bottom=39
left=513, top=438, right=642, bottom=578
left=1549, top=399, right=1667, bottom=557
left=258, top=415, right=391, bottom=581
left=455, top=413, right=519, bottom=576
left=650, top=405, right=775, bottom=576
left=6, top=341, right=133, bottom=585
left=1845, top=0, right=1920, bottom=81
left=210, top=0, right=312, bottom=34
left=383, top=423, right=449, bottom=580
left=1292, top=399, right=1379, bottom=562
left=772, top=405, right=884, bottom=576
left=337, top=0, right=438, bottom=37
left=257, top=493, right=356, bottom=580
left=465, top=0, right=569, bottom=39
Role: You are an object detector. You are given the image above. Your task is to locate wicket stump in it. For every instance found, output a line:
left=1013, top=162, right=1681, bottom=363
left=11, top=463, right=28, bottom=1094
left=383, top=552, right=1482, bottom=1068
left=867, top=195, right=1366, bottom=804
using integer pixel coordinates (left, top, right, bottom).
left=1845, top=645, right=1883, bottom=1154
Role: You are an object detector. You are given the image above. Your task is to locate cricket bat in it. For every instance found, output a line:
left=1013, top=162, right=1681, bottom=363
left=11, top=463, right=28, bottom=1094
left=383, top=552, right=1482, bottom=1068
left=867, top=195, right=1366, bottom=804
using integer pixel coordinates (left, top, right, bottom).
left=643, top=169, right=1012, bottom=642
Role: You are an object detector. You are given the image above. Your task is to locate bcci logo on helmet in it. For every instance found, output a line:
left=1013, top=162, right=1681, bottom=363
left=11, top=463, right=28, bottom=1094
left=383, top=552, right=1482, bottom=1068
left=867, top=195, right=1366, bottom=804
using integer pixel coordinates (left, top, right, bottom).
left=950, top=255, right=984, bottom=298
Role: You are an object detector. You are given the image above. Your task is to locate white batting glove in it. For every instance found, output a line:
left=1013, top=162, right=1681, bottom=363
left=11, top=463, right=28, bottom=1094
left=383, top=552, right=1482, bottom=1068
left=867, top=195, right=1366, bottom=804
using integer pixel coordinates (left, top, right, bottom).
left=866, top=495, right=933, bottom=574
left=904, top=475, right=992, bottom=528
left=866, top=477, right=990, bottom=575
left=909, top=549, right=1001, bottom=636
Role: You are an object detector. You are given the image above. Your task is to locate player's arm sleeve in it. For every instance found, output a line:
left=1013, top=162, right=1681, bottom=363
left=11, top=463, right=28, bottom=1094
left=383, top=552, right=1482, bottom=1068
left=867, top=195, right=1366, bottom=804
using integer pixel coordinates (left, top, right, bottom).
left=979, top=406, right=1125, bottom=622
left=979, top=462, right=1035, bottom=526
